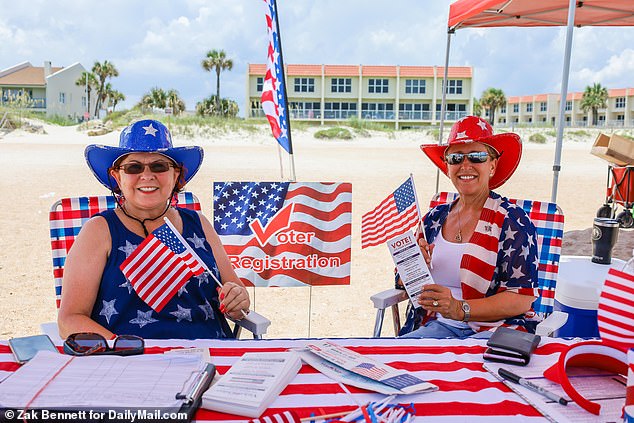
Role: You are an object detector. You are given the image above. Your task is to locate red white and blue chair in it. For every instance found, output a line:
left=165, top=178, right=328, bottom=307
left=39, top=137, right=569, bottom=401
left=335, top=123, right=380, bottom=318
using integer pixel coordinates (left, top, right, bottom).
left=47, top=192, right=269, bottom=339
left=371, top=192, right=567, bottom=337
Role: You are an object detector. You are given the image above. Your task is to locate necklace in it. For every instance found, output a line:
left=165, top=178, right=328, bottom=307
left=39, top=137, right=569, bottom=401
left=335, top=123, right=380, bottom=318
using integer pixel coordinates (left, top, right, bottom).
left=119, top=201, right=171, bottom=236
left=455, top=205, right=463, bottom=243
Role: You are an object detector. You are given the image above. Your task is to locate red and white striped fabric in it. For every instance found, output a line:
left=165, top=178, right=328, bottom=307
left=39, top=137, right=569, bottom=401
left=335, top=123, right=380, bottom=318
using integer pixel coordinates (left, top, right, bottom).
left=0, top=337, right=577, bottom=422
left=249, top=411, right=299, bottom=423
left=627, top=349, right=634, bottom=410
left=598, top=267, right=634, bottom=349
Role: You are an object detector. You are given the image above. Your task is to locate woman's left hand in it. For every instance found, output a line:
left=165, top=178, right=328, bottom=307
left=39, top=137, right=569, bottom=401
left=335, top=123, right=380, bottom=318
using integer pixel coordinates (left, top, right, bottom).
left=218, top=282, right=251, bottom=320
left=418, top=284, right=462, bottom=320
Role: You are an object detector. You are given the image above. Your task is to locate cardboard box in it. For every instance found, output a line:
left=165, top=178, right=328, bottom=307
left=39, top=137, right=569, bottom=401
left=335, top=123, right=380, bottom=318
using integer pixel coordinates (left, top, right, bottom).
left=591, top=133, right=634, bottom=165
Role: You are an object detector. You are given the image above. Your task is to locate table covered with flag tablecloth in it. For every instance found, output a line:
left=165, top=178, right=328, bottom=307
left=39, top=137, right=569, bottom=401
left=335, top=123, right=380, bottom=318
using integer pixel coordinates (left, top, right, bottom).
left=0, top=337, right=579, bottom=422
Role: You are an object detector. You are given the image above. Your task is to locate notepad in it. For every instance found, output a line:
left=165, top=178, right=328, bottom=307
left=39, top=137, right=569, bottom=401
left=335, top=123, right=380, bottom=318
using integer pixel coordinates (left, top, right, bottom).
left=0, top=350, right=211, bottom=417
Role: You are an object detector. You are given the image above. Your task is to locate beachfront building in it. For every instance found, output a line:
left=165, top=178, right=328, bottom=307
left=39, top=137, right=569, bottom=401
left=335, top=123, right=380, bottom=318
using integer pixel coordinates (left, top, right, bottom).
left=0, top=61, right=90, bottom=120
left=246, top=64, right=474, bottom=129
left=492, top=88, right=634, bottom=127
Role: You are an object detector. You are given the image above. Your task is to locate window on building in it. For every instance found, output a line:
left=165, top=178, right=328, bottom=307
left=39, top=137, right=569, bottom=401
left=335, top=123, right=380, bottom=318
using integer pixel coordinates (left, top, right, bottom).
left=399, top=103, right=430, bottom=119
left=540, top=102, right=547, bottom=112
left=59, top=92, right=65, bottom=104
left=445, top=80, right=463, bottom=94
left=256, top=77, right=264, bottom=92
left=405, top=79, right=426, bottom=94
left=294, top=77, right=315, bottom=93
left=616, top=97, right=626, bottom=108
left=565, top=101, right=572, bottom=111
left=324, top=102, right=357, bottom=119
left=362, top=102, right=394, bottom=118
left=500, top=105, right=506, bottom=113
left=289, top=101, right=321, bottom=118
left=617, top=115, right=625, bottom=121
left=526, top=103, right=533, bottom=113
left=435, top=103, right=466, bottom=112
left=82, top=96, right=87, bottom=108
left=331, top=78, right=352, bottom=93
left=512, top=104, right=519, bottom=113
left=368, top=79, right=389, bottom=94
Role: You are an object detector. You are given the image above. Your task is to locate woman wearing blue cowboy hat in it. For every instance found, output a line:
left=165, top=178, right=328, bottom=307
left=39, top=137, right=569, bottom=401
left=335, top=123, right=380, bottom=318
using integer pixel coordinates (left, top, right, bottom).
left=58, top=119, right=250, bottom=339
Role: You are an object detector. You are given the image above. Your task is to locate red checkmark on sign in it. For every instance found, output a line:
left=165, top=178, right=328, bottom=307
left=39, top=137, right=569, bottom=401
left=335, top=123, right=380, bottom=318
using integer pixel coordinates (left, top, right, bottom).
left=249, top=203, right=295, bottom=247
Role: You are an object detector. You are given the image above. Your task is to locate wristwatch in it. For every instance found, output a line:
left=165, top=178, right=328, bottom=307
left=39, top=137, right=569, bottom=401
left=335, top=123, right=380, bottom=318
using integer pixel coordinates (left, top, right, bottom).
left=461, top=300, right=471, bottom=322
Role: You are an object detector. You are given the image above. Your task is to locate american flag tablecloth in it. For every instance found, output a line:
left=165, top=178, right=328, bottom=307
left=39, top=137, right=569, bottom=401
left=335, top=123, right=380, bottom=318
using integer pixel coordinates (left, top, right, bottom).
left=0, top=337, right=576, bottom=422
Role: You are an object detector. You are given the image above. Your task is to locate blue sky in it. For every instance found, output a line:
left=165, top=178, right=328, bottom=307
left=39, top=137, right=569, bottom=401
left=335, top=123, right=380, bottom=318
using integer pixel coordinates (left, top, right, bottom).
left=1, top=0, right=633, bottom=116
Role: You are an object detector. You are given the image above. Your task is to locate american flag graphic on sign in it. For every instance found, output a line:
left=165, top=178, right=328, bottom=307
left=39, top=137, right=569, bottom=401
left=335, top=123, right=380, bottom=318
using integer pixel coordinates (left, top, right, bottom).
left=361, top=176, right=419, bottom=249
left=120, top=223, right=205, bottom=312
left=352, top=362, right=388, bottom=380
left=598, top=266, right=634, bottom=349
left=262, top=0, right=291, bottom=153
left=214, top=182, right=351, bottom=287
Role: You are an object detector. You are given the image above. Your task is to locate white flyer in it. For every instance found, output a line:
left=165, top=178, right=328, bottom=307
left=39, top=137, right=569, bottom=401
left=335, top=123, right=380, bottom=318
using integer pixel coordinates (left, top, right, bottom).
left=388, top=230, right=435, bottom=308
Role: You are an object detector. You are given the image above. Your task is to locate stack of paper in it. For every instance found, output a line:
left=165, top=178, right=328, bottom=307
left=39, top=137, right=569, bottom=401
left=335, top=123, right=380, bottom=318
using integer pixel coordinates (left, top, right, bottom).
left=201, top=351, right=301, bottom=418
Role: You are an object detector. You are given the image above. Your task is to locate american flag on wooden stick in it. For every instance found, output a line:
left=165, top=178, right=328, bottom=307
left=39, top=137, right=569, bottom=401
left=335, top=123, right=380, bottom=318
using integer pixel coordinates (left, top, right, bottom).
left=120, top=223, right=204, bottom=312
left=261, top=0, right=292, bottom=154
left=361, top=176, right=420, bottom=249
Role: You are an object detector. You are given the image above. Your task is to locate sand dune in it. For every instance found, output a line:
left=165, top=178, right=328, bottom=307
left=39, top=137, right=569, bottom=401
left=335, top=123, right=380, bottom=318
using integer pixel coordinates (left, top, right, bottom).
left=0, top=122, right=631, bottom=339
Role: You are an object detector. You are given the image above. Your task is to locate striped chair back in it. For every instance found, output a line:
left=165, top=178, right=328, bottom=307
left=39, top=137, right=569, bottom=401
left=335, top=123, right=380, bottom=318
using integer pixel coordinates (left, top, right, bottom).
left=49, top=192, right=201, bottom=308
left=429, top=192, right=564, bottom=316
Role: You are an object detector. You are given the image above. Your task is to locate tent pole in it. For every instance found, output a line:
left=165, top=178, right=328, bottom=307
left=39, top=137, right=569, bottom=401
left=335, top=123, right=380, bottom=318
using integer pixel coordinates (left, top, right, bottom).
left=435, top=30, right=453, bottom=194
left=551, top=0, right=577, bottom=203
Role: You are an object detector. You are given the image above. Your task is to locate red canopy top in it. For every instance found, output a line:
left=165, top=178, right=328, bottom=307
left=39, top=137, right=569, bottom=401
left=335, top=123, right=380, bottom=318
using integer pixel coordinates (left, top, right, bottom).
left=449, top=0, right=634, bottom=30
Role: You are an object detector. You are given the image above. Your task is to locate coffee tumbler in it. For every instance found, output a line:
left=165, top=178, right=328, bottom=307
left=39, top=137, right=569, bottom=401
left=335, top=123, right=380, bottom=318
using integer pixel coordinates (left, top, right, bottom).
left=591, top=218, right=620, bottom=264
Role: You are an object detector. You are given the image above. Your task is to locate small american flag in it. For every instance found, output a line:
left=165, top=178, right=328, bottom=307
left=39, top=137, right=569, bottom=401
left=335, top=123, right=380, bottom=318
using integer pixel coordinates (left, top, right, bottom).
left=249, top=411, right=300, bottom=423
left=261, top=0, right=291, bottom=154
left=120, top=223, right=204, bottom=312
left=598, top=266, right=634, bottom=349
left=352, top=362, right=388, bottom=380
left=361, top=176, right=419, bottom=249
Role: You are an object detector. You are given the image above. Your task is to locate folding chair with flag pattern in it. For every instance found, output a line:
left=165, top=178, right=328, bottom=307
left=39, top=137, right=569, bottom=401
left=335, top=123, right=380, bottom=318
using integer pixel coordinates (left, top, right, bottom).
left=46, top=192, right=270, bottom=339
left=370, top=191, right=567, bottom=337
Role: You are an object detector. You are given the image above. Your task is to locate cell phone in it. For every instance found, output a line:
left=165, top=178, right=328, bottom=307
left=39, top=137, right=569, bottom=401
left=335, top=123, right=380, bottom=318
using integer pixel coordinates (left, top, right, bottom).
left=8, top=334, right=58, bottom=364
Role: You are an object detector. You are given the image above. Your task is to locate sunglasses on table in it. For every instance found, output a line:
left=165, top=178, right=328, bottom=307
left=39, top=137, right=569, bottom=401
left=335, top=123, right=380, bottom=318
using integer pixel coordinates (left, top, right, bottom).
left=63, top=333, right=144, bottom=356
left=116, top=161, right=176, bottom=174
left=445, top=151, right=491, bottom=165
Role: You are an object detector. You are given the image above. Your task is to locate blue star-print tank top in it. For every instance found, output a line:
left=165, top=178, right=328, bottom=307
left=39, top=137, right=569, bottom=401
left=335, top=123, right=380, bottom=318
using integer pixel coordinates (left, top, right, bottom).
left=90, top=208, right=232, bottom=339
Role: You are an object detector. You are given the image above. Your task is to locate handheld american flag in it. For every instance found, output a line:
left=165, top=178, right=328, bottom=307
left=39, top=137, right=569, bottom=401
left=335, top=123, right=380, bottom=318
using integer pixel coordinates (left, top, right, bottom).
left=120, top=221, right=205, bottom=312
left=262, top=0, right=292, bottom=154
left=361, top=176, right=420, bottom=249
left=214, top=182, right=351, bottom=287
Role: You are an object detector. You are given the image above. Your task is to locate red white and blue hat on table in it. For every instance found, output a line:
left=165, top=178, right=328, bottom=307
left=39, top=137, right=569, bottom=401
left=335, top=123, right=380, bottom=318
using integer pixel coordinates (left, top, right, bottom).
left=420, top=115, right=522, bottom=189
left=85, top=119, right=203, bottom=190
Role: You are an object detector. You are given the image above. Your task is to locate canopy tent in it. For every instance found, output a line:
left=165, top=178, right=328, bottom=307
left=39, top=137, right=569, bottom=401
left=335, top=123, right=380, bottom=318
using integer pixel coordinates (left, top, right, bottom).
left=438, top=0, right=634, bottom=202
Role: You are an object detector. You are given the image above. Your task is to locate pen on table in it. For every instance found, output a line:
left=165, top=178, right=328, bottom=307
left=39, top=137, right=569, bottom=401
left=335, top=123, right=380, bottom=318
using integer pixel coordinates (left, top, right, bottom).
left=498, top=368, right=568, bottom=406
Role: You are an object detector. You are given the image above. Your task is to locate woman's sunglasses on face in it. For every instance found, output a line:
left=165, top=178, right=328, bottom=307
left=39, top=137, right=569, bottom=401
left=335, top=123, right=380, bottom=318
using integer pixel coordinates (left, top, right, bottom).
left=445, top=151, right=491, bottom=165
left=116, top=160, right=176, bottom=175
left=63, top=333, right=144, bottom=356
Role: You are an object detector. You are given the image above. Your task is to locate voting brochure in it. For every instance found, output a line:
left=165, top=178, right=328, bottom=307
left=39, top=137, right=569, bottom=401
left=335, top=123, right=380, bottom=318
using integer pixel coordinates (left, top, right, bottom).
left=388, top=230, right=435, bottom=308
left=303, top=341, right=437, bottom=395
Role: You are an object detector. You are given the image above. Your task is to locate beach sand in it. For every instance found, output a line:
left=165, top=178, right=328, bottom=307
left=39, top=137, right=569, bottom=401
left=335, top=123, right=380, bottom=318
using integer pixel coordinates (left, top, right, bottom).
left=0, top=122, right=632, bottom=339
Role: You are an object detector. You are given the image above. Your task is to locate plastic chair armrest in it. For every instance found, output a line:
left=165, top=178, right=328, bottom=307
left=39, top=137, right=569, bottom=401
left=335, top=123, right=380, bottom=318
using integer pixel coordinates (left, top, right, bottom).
left=230, top=311, right=271, bottom=339
left=534, top=311, right=569, bottom=337
left=371, top=288, right=409, bottom=310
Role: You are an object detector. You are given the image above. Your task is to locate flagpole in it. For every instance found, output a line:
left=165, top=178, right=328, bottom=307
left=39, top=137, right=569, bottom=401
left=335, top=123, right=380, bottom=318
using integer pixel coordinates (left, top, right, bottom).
left=276, top=143, right=284, bottom=180
left=408, top=174, right=432, bottom=269
left=163, top=217, right=248, bottom=318
left=271, top=0, right=296, bottom=182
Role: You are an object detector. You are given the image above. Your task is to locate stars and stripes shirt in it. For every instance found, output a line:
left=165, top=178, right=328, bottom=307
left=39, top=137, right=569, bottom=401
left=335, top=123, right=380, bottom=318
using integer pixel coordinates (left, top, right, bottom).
left=400, top=191, right=539, bottom=335
left=90, top=208, right=232, bottom=339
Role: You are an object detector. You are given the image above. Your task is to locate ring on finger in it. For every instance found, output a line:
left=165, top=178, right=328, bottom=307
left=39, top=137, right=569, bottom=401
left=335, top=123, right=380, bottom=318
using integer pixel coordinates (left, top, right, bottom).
left=432, top=300, right=439, bottom=307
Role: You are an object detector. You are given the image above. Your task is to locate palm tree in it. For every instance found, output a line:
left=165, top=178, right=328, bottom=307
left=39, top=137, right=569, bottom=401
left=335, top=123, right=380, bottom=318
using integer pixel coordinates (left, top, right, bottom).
left=480, top=88, right=506, bottom=125
left=108, top=90, right=125, bottom=113
left=201, top=49, right=233, bottom=113
left=581, top=82, right=608, bottom=126
left=137, top=87, right=167, bottom=111
left=166, top=89, right=186, bottom=115
left=75, top=71, right=97, bottom=116
left=472, top=97, right=482, bottom=117
left=92, top=60, right=119, bottom=117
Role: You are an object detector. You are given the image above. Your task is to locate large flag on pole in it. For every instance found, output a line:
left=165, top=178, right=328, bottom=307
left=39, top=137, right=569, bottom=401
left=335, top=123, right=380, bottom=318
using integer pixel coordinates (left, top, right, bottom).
left=214, top=182, right=351, bottom=287
left=262, top=0, right=292, bottom=154
left=120, top=223, right=205, bottom=312
left=361, top=176, right=420, bottom=249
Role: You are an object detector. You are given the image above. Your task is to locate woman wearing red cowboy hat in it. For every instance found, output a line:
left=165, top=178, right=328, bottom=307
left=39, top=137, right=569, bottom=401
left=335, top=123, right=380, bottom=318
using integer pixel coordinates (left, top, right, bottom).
left=58, top=119, right=250, bottom=340
left=400, top=116, right=540, bottom=339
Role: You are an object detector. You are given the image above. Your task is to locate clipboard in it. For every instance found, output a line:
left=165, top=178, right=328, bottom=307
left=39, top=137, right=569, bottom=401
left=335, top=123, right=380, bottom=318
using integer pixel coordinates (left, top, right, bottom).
left=177, top=363, right=216, bottom=422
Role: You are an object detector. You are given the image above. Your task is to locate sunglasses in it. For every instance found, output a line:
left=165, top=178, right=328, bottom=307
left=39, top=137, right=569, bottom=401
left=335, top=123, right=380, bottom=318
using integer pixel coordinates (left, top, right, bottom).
left=445, top=151, right=491, bottom=165
left=63, top=333, right=144, bottom=357
left=116, top=161, right=176, bottom=175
